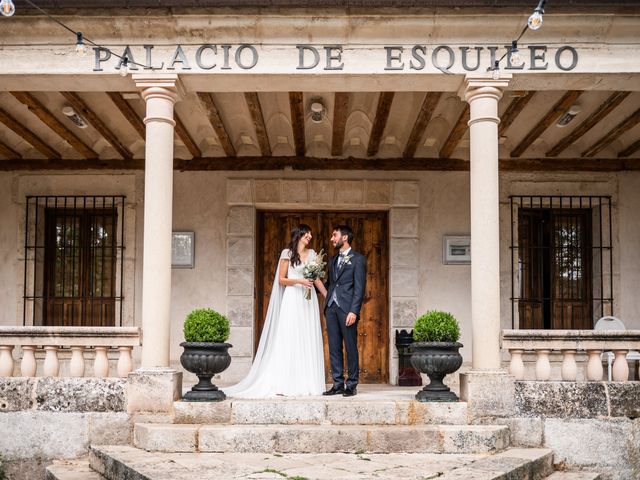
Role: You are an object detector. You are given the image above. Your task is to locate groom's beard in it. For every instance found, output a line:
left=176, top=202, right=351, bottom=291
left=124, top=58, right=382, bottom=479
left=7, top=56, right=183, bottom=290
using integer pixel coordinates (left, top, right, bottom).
left=333, top=240, right=343, bottom=250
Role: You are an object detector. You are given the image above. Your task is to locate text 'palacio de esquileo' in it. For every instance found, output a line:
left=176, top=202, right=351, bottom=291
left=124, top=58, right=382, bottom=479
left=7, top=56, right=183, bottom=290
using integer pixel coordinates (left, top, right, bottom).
left=92, top=43, right=579, bottom=74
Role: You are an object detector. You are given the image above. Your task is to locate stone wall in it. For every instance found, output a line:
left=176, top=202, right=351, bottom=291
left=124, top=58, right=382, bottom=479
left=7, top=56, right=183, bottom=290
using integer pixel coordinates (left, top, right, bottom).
left=476, top=380, right=640, bottom=480
left=0, top=378, right=130, bottom=480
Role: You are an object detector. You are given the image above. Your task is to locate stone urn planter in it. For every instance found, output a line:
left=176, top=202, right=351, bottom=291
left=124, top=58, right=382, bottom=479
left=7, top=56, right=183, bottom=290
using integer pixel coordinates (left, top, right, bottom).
left=411, top=341, right=463, bottom=402
left=180, top=342, right=232, bottom=401
left=180, top=308, right=232, bottom=402
left=410, top=310, right=463, bottom=402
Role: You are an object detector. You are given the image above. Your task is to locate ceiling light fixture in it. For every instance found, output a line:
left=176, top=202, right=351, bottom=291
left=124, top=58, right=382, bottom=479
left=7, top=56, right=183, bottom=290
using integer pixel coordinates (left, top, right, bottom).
left=62, top=106, right=88, bottom=128
left=556, top=104, right=582, bottom=127
left=310, top=100, right=326, bottom=124
left=0, top=0, right=15, bottom=17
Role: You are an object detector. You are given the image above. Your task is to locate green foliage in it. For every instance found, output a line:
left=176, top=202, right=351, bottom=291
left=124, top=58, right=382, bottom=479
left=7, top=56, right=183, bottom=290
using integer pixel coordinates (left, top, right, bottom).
left=183, top=308, right=230, bottom=343
left=413, top=310, right=460, bottom=343
left=0, top=453, right=5, bottom=480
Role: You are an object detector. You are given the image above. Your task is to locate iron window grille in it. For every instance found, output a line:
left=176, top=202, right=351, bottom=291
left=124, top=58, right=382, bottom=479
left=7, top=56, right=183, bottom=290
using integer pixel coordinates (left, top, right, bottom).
left=23, top=196, right=126, bottom=327
left=509, top=195, right=613, bottom=330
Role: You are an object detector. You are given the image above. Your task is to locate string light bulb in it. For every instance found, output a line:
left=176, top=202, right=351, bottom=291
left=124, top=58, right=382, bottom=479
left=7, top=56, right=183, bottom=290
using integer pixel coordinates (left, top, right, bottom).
left=119, top=58, right=129, bottom=77
left=75, top=32, right=87, bottom=57
left=491, top=61, right=500, bottom=80
left=509, top=40, right=523, bottom=66
left=0, top=0, right=16, bottom=17
left=528, top=0, right=546, bottom=30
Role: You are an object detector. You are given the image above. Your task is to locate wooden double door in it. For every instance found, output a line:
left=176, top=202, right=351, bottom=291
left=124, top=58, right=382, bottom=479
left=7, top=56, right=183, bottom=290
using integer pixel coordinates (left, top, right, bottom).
left=255, top=211, right=389, bottom=383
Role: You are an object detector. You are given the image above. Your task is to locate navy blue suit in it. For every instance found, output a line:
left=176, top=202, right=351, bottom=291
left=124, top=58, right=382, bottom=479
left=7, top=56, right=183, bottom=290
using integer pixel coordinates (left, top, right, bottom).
left=324, top=250, right=367, bottom=389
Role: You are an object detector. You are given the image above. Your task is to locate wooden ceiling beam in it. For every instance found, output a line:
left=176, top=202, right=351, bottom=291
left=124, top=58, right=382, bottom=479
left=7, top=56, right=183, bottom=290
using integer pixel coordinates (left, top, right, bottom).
left=174, top=114, right=202, bottom=158
left=582, top=107, right=640, bottom=157
left=0, top=139, right=22, bottom=159
left=61, top=92, right=133, bottom=160
left=197, top=92, right=236, bottom=157
left=498, top=91, right=534, bottom=136
left=510, top=90, right=583, bottom=158
left=11, top=92, right=97, bottom=159
left=331, top=92, right=350, bottom=157
left=367, top=92, right=395, bottom=157
left=439, top=104, right=470, bottom=159
left=0, top=108, right=60, bottom=159
left=618, top=138, right=640, bottom=158
left=106, top=92, right=146, bottom=139
left=289, top=92, right=305, bottom=157
left=3, top=156, right=639, bottom=172
left=244, top=92, right=272, bottom=157
left=546, top=91, right=630, bottom=157
left=403, top=92, right=442, bottom=158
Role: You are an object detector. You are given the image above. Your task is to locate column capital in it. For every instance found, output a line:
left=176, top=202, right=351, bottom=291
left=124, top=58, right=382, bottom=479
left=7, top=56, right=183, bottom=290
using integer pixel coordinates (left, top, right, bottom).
left=132, top=73, right=185, bottom=102
left=459, top=72, right=512, bottom=104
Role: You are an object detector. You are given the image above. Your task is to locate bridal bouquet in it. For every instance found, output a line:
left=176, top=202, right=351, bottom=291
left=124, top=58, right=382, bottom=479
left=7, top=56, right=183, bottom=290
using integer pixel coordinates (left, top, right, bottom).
left=302, top=249, right=327, bottom=300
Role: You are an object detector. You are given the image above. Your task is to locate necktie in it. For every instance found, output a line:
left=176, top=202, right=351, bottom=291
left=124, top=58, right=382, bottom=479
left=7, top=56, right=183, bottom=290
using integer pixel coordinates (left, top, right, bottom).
left=337, top=253, right=345, bottom=269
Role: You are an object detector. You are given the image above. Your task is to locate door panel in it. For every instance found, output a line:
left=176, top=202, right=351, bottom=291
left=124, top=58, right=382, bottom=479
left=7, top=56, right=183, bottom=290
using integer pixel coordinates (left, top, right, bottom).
left=255, top=211, right=389, bottom=383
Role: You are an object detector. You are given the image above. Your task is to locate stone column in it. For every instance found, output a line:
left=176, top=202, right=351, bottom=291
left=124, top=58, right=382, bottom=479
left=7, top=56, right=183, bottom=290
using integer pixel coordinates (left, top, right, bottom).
left=129, top=74, right=182, bottom=415
left=459, top=73, right=513, bottom=418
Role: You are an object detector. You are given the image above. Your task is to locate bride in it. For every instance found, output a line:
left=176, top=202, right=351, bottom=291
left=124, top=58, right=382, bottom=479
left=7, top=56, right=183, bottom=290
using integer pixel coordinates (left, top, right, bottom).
left=224, top=224, right=328, bottom=398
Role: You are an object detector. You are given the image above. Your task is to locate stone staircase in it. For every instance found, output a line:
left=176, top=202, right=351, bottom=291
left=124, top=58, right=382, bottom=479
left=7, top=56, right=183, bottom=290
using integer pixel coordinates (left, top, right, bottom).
left=45, top=393, right=603, bottom=479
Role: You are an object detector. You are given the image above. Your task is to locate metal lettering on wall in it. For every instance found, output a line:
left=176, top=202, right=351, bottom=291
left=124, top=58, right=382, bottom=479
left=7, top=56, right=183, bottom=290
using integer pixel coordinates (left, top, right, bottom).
left=93, top=44, right=578, bottom=72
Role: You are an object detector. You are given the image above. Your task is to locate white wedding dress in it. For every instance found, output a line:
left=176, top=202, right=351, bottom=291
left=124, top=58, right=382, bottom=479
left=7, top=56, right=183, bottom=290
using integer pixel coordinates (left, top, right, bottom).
left=224, top=248, right=326, bottom=398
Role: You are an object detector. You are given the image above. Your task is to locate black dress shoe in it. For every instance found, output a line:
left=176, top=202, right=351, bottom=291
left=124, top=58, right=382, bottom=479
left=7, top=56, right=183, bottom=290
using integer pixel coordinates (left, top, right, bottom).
left=323, top=386, right=345, bottom=396
left=342, top=387, right=357, bottom=397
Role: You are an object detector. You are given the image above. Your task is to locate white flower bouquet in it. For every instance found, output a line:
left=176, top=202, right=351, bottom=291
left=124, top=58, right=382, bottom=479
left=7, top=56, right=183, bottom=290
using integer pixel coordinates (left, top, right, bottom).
left=302, top=249, right=327, bottom=300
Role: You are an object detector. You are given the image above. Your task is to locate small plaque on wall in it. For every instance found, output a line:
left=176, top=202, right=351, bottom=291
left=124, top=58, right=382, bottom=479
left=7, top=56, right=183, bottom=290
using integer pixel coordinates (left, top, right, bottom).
left=443, top=235, right=471, bottom=264
left=172, top=231, right=195, bottom=268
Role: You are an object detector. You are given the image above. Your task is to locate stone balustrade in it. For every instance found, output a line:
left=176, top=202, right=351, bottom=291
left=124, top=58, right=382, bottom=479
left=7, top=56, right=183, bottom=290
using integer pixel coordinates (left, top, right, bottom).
left=0, top=327, right=141, bottom=378
left=502, top=329, right=640, bottom=382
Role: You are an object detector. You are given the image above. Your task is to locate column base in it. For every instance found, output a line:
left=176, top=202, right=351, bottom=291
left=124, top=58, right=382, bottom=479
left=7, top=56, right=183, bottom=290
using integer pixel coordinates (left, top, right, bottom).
left=460, top=370, right=515, bottom=419
left=127, top=368, right=183, bottom=414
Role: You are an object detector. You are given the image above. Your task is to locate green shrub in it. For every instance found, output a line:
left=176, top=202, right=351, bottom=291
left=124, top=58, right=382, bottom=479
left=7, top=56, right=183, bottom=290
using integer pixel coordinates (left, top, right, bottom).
left=413, top=310, right=460, bottom=343
left=183, top=308, right=230, bottom=343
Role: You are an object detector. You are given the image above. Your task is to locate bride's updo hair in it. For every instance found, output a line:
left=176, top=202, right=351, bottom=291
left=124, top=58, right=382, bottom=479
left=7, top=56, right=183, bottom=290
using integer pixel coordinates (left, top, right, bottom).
left=287, top=224, right=312, bottom=267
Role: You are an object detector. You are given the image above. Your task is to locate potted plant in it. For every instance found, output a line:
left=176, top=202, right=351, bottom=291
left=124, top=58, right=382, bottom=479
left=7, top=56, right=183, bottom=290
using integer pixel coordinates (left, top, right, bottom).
left=180, top=308, right=232, bottom=402
left=411, top=310, right=463, bottom=402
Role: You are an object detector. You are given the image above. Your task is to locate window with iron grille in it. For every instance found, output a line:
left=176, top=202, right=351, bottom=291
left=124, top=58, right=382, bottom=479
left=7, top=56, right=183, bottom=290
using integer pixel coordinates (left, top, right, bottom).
left=509, top=196, right=613, bottom=329
left=23, top=196, right=125, bottom=327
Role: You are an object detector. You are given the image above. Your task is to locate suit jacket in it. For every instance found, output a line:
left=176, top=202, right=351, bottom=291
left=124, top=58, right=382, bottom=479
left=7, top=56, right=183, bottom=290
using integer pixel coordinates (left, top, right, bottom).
left=324, top=250, right=367, bottom=316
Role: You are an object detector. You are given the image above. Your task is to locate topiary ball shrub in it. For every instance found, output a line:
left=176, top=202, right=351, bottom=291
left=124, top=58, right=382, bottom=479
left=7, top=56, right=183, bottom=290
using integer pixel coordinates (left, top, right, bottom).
left=413, top=310, right=460, bottom=343
left=183, top=308, right=230, bottom=343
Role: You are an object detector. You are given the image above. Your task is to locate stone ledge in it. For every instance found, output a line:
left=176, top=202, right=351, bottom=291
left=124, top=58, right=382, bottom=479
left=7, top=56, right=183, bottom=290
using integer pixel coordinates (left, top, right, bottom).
left=0, top=377, right=126, bottom=413
left=515, top=381, right=640, bottom=419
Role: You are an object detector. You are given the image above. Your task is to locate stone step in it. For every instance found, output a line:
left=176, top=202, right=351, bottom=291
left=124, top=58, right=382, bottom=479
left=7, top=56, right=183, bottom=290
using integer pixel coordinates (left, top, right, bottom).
left=90, top=445, right=554, bottom=480
left=172, top=398, right=468, bottom=425
left=45, top=460, right=106, bottom=480
left=134, top=422, right=510, bottom=454
left=546, top=472, right=603, bottom=480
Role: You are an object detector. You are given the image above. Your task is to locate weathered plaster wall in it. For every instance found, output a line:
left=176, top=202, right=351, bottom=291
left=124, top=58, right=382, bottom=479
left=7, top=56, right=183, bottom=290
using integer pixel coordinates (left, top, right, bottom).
left=0, top=172, right=18, bottom=328
left=618, top=171, right=640, bottom=328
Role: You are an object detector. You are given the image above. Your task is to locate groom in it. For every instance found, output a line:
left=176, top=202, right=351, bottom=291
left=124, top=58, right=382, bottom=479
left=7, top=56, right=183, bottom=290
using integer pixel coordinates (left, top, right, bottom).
left=323, top=225, right=367, bottom=397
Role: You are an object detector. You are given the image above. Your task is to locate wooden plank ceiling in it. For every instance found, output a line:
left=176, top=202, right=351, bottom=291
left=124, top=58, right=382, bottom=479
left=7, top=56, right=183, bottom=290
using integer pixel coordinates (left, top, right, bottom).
left=0, top=89, right=639, bottom=171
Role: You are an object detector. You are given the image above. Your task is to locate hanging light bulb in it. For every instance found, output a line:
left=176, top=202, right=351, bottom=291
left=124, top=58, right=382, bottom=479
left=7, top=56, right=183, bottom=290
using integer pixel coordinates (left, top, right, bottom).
left=0, top=0, right=16, bottom=17
left=491, top=60, right=500, bottom=80
left=119, top=57, right=129, bottom=77
left=509, top=40, right=523, bottom=66
left=75, top=32, right=87, bottom=57
left=528, top=0, right=546, bottom=30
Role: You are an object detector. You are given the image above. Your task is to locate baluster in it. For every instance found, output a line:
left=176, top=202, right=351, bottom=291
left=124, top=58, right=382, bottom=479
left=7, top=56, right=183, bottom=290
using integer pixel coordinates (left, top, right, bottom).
left=0, top=346, right=15, bottom=377
left=535, top=349, right=551, bottom=380
left=21, top=346, right=37, bottom=377
left=94, top=346, right=109, bottom=378
left=117, top=346, right=133, bottom=378
left=43, top=346, right=60, bottom=377
left=586, top=349, right=604, bottom=381
left=612, top=350, right=630, bottom=382
left=508, top=349, right=525, bottom=380
left=69, top=347, right=85, bottom=377
left=561, top=349, right=577, bottom=381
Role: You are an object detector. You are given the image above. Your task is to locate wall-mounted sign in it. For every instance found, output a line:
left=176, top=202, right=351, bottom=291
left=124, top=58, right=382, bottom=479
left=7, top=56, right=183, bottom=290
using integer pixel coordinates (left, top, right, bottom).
left=172, top=231, right=195, bottom=269
left=443, top=235, right=471, bottom=265
left=93, top=44, right=578, bottom=74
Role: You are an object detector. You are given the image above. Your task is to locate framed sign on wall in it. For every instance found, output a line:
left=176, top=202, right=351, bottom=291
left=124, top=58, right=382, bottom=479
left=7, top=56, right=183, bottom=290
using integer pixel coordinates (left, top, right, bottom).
left=172, top=231, right=195, bottom=268
left=443, top=235, right=471, bottom=264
